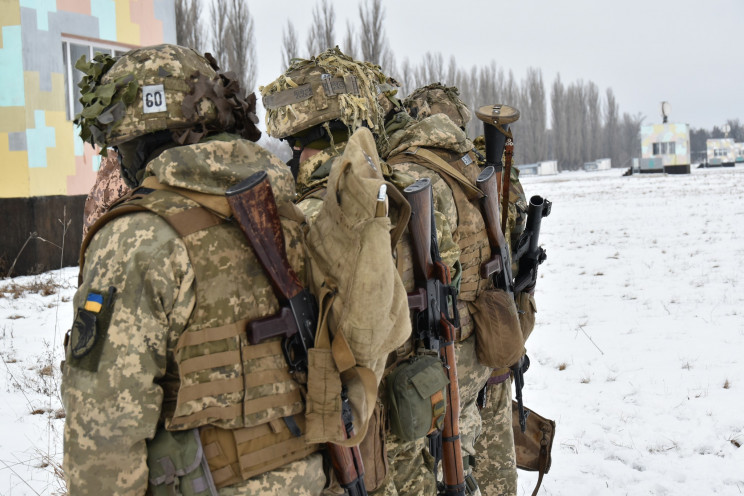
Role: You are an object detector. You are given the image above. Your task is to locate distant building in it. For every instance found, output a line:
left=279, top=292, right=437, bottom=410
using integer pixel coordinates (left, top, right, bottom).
left=640, top=123, right=691, bottom=174
left=0, top=0, right=176, bottom=275
left=706, top=138, right=736, bottom=167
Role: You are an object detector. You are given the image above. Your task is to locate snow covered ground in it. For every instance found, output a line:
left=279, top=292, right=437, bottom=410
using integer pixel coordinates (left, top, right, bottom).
left=1, top=165, right=743, bottom=495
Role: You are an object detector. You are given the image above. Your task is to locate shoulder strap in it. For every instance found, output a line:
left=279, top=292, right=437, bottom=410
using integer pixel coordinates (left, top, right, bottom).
left=78, top=183, right=226, bottom=286
left=388, top=147, right=484, bottom=201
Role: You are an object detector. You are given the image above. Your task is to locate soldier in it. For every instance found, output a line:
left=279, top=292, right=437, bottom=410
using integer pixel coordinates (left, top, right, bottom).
left=82, top=155, right=129, bottom=239
left=261, top=48, right=456, bottom=496
left=388, top=83, right=495, bottom=496
left=470, top=132, right=536, bottom=496
left=61, top=44, right=326, bottom=495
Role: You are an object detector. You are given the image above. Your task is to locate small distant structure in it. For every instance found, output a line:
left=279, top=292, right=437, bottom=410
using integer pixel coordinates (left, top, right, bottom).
left=706, top=138, right=735, bottom=167
left=735, top=143, right=744, bottom=163
left=639, top=102, right=691, bottom=174
left=519, top=160, right=558, bottom=176
left=583, top=158, right=611, bottom=172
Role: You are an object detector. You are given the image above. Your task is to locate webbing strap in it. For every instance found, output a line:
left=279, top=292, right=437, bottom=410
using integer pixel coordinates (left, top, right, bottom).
left=179, top=350, right=241, bottom=376
left=141, top=176, right=232, bottom=218
left=238, top=436, right=314, bottom=474
left=177, top=376, right=243, bottom=403
left=166, top=207, right=222, bottom=237
left=240, top=340, right=284, bottom=360
left=176, top=320, right=247, bottom=350
left=262, top=76, right=360, bottom=109
left=243, top=368, right=293, bottom=390
left=168, top=403, right=243, bottom=429
left=243, top=389, right=302, bottom=416
left=389, top=147, right=484, bottom=200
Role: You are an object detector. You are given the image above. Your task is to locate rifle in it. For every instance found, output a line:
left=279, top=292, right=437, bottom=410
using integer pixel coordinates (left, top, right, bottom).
left=225, top=171, right=367, bottom=496
left=404, top=178, right=466, bottom=496
left=513, top=195, right=552, bottom=294
left=476, top=165, right=513, bottom=296
left=475, top=104, right=520, bottom=234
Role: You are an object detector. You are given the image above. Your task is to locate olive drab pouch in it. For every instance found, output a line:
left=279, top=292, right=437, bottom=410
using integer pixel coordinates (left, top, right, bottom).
left=516, top=291, right=537, bottom=343
left=147, top=428, right=218, bottom=496
left=66, top=287, right=117, bottom=372
left=470, top=288, right=525, bottom=369
left=385, top=355, right=450, bottom=442
left=512, top=401, right=555, bottom=496
left=304, top=127, right=412, bottom=445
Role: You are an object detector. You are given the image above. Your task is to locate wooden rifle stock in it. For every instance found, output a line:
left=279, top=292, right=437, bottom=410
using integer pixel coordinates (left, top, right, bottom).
left=227, top=172, right=367, bottom=494
left=476, top=166, right=513, bottom=295
left=225, top=171, right=315, bottom=370
left=403, top=178, right=466, bottom=496
left=502, top=139, right=514, bottom=235
left=225, top=171, right=303, bottom=301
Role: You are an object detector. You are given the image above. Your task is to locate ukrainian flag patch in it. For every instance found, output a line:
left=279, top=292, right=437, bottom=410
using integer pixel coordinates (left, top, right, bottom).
left=84, top=293, right=104, bottom=313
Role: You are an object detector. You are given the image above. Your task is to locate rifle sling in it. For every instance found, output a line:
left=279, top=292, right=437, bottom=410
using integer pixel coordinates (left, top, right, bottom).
left=388, top=147, right=484, bottom=201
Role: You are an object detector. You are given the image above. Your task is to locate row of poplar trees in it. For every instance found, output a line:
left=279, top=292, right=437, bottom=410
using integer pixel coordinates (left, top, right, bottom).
left=174, top=0, right=656, bottom=171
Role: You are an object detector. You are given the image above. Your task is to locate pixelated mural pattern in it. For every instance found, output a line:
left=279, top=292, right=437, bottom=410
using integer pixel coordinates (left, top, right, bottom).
left=0, top=0, right=175, bottom=198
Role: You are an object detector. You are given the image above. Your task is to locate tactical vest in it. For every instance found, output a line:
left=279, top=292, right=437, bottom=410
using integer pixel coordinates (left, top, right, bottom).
left=80, top=185, right=318, bottom=487
left=387, top=147, right=493, bottom=339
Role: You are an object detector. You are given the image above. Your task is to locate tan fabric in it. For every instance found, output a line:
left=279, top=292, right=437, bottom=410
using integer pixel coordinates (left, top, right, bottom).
left=303, top=128, right=413, bottom=445
left=358, top=400, right=389, bottom=492
left=470, top=289, right=525, bottom=369
left=200, top=414, right=319, bottom=489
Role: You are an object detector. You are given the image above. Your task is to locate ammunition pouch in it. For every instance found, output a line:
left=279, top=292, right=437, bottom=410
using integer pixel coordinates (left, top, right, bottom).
left=471, top=288, right=525, bottom=369
left=146, top=428, right=218, bottom=496
left=385, top=355, right=450, bottom=442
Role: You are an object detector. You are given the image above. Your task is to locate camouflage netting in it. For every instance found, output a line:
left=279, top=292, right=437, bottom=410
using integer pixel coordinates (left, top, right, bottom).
left=74, top=44, right=259, bottom=152
left=404, top=82, right=472, bottom=129
left=260, top=46, right=398, bottom=141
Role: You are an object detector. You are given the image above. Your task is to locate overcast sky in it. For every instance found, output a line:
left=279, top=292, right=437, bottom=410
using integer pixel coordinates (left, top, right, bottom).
left=246, top=0, right=742, bottom=131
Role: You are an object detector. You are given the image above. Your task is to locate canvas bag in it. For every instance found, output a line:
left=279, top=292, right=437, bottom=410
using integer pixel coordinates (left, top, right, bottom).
left=304, top=127, right=412, bottom=446
left=512, top=401, right=555, bottom=496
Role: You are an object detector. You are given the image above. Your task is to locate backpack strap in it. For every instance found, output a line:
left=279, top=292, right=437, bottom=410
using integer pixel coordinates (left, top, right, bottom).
left=388, top=147, right=484, bottom=201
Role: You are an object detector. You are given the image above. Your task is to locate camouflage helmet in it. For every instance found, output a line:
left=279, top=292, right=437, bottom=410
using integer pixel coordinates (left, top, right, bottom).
left=404, top=83, right=472, bottom=128
left=260, top=46, right=397, bottom=141
left=75, top=44, right=259, bottom=150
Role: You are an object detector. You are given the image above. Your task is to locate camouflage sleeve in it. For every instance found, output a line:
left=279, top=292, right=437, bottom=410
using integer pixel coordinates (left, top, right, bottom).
left=61, top=212, right=195, bottom=495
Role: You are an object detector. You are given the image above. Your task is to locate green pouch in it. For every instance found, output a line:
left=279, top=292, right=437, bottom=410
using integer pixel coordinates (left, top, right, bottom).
left=147, top=428, right=218, bottom=496
left=67, top=287, right=116, bottom=372
left=386, top=355, right=449, bottom=442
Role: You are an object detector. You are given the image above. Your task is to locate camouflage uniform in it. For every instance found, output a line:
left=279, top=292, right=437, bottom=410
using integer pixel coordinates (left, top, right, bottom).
left=62, top=45, right=325, bottom=495
left=382, top=113, right=492, bottom=496
left=82, top=155, right=129, bottom=239
left=262, top=50, right=459, bottom=496
left=470, top=137, right=535, bottom=496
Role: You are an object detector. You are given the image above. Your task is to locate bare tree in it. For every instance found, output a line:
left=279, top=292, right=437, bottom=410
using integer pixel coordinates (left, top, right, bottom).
left=603, top=87, right=620, bottom=167
left=175, top=0, right=204, bottom=51
left=550, top=74, right=566, bottom=166
left=359, top=0, right=389, bottom=65
left=519, top=67, right=546, bottom=164
left=226, top=0, right=258, bottom=93
left=306, top=0, right=336, bottom=56
left=343, top=20, right=358, bottom=59
left=585, top=81, right=601, bottom=162
left=281, top=20, right=300, bottom=70
left=208, top=1, right=231, bottom=70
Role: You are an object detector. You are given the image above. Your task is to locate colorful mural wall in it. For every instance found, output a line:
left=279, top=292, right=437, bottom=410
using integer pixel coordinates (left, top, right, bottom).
left=0, top=0, right=176, bottom=199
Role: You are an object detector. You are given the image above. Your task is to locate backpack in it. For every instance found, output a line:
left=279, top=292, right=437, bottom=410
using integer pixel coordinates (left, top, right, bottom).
left=303, top=127, right=412, bottom=446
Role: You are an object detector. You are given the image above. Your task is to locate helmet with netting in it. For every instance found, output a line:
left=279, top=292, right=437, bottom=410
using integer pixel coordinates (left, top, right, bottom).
left=260, top=46, right=398, bottom=142
left=404, top=83, right=472, bottom=128
left=75, top=43, right=259, bottom=150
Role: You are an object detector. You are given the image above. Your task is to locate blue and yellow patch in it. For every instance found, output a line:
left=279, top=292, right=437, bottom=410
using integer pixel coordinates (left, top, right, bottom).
left=84, top=293, right=104, bottom=313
